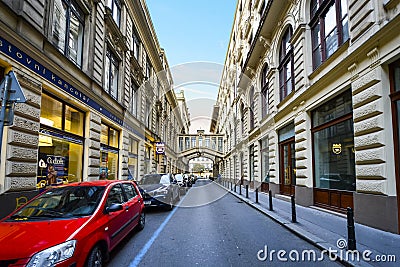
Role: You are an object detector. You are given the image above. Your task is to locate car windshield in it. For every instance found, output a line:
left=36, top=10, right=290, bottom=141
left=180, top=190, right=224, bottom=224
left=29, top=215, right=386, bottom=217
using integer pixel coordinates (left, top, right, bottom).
left=140, top=174, right=162, bottom=185
left=8, top=186, right=106, bottom=220
left=175, top=174, right=183, bottom=181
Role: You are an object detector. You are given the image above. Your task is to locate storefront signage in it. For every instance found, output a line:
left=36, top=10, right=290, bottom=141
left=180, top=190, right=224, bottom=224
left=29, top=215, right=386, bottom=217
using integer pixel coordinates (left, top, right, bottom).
left=0, top=36, right=124, bottom=126
left=332, top=143, right=342, bottom=154
left=156, top=142, right=165, bottom=154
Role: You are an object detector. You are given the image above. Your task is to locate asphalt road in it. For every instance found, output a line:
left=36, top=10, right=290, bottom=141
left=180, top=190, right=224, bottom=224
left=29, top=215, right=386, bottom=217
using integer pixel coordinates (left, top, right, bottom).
left=107, top=179, right=343, bottom=267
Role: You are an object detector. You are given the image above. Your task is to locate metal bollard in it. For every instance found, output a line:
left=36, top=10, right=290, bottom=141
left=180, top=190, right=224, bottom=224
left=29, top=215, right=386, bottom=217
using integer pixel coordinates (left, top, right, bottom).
left=269, top=190, right=273, bottom=211
left=255, top=188, right=259, bottom=203
left=234, top=184, right=236, bottom=193
left=246, top=184, right=249, bottom=198
left=347, top=207, right=357, bottom=250
left=291, top=195, right=297, bottom=223
left=239, top=184, right=242, bottom=195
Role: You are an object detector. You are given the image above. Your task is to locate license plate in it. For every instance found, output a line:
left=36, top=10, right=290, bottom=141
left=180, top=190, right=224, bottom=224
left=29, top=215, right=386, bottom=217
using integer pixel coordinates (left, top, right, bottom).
left=144, top=200, right=151, bottom=205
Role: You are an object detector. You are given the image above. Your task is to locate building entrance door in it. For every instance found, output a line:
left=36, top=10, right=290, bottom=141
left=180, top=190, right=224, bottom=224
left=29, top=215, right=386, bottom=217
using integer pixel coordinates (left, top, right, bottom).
left=279, top=137, right=295, bottom=195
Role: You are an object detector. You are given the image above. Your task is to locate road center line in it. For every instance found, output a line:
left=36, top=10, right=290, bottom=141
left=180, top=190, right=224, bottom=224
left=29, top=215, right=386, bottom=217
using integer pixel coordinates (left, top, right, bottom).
left=129, top=192, right=188, bottom=267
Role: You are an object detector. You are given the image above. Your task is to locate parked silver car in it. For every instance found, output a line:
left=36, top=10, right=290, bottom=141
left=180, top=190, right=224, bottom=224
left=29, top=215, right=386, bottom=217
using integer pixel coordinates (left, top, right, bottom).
left=138, top=173, right=180, bottom=210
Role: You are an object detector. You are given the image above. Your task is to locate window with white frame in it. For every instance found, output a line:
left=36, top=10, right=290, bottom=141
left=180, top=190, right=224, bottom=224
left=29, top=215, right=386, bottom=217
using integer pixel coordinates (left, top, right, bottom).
left=52, top=0, right=84, bottom=68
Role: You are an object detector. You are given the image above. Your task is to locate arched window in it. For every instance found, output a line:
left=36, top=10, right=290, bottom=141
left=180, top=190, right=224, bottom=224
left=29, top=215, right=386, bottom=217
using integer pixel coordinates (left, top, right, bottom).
left=249, top=86, right=255, bottom=130
left=310, top=0, right=349, bottom=69
left=279, top=27, right=294, bottom=102
left=261, top=64, right=269, bottom=118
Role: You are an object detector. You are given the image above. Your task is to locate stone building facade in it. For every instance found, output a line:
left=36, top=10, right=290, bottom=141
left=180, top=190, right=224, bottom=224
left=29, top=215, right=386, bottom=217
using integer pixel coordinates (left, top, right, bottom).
left=0, top=0, right=189, bottom=218
left=213, top=0, right=400, bottom=233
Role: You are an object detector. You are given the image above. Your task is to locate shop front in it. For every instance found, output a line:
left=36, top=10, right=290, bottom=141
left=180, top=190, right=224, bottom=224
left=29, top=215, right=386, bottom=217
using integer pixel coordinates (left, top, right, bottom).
left=278, top=123, right=296, bottom=196
left=312, top=90, right=355, bottom=212
left=38, top=92, right=84, bottom=188
left=390, top=59, right=400, bottom=232
left=100, top=123, right=120, bottom=180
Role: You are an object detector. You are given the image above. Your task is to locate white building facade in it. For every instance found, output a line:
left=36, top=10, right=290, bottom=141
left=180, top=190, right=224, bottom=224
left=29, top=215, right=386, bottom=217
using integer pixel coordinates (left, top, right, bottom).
left=213, top=0, right=400, bottom=234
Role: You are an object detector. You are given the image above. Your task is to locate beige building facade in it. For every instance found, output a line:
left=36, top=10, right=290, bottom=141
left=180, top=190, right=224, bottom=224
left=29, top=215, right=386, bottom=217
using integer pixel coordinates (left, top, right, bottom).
left=213, top=0, right=400, bottom=233
left=0, top=0, right=189, bottom=218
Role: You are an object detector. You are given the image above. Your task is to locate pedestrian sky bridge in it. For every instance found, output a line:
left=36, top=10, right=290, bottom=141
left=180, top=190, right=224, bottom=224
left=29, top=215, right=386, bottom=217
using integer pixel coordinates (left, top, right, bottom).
left=177, top=130, right=224, bottom=161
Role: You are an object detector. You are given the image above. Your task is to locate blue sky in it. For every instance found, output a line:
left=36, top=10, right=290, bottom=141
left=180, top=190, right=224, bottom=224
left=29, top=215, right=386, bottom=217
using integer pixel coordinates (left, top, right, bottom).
left=146, top=0, right=236, bottom=67
left=146, top=1, right=237, bottom=133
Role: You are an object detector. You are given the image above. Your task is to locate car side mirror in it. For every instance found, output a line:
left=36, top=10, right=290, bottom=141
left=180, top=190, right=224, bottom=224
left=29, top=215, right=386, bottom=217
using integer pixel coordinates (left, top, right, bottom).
left=106, top=203, right=123, bottom=213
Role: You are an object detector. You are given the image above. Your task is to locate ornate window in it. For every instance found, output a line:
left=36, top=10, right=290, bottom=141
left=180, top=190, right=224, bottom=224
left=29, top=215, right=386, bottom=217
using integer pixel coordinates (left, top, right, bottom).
left=261, top=64, right=269, bottom=118
left=52, top=0, right=84, bottom=67
left=278, top=27, right=294, bottom=102
left=310, top=0, right=349, bottom=69
left=104, top=49, right=119, bottom=100
left=249, top=86, right=255, bottom=131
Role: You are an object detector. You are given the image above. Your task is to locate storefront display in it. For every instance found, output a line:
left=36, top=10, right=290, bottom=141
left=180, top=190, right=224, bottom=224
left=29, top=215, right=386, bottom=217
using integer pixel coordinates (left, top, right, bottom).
left=38, top=93, right=84, bottom=188
left=100, top=123, right=120, bottom=180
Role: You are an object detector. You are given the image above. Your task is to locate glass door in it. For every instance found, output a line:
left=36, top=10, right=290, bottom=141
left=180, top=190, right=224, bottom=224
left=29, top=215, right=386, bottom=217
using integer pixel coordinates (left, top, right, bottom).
left=280, top=137, right=296, bottom=195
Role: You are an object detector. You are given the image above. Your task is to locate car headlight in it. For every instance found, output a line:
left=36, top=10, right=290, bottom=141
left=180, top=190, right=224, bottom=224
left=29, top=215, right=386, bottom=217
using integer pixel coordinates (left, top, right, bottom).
left=27, top=240, right=76, bottom=267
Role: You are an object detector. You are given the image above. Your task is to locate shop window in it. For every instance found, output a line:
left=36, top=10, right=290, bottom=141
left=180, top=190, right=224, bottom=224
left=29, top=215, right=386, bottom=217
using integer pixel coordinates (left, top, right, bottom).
left=261, top=138, right=269, bottom=182
left=128, top=137, right=138, bottom=181
left=100, top=123, right=120, bottom=180
left=249, top=145, right=255, bottom=182
left=144, top=146, right=151, bottom=174
left=312, top=90, right=355, bottom=191
left=389, top=60, right=400, bottom=200
left=106, top=0, right=121, bottom=27
left=40, top=93, right=84, bottom=135
left=0, top=66, right=5, bottom=81
left=104, top=49, right=119, bottom=100
left=38, top=93, right=85, bottom=187
left=279, top=27, right=294, bottom=102
left=52, top=0, right=84, bottom=68
left=310, top=0, right=349, bottom=70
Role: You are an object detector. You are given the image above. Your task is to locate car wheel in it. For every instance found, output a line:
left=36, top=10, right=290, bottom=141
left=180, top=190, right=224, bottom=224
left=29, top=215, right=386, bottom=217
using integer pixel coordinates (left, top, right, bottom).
left=136, top=211, right=145, bottom=231
left=165, top=195, right=173, bottom=211
left=87, top=245, right=103, bottom=267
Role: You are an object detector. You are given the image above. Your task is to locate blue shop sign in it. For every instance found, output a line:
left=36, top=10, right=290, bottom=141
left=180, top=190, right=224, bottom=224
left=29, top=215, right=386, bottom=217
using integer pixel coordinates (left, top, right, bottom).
left=0, top=36, right=124, bottom=126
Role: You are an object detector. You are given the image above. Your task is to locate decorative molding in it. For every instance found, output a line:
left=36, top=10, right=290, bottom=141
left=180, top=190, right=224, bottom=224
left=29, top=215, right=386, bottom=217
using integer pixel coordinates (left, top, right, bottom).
left=259, top=36, right=271, bottom=49
left=246, top=66, right=256, bottom=77
left=367, top=47, right=380, bottom=69
left=348, top=62, right=359, bottom=81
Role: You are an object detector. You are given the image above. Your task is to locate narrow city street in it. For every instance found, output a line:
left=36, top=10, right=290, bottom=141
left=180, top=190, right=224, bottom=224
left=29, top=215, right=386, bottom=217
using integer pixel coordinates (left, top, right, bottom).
left=106, top=180, right=343, bottom=267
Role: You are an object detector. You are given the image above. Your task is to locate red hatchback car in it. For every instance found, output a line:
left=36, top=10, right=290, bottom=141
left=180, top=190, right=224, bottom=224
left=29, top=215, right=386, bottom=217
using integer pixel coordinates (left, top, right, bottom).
left=0, top=180, right=145, bottom=266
